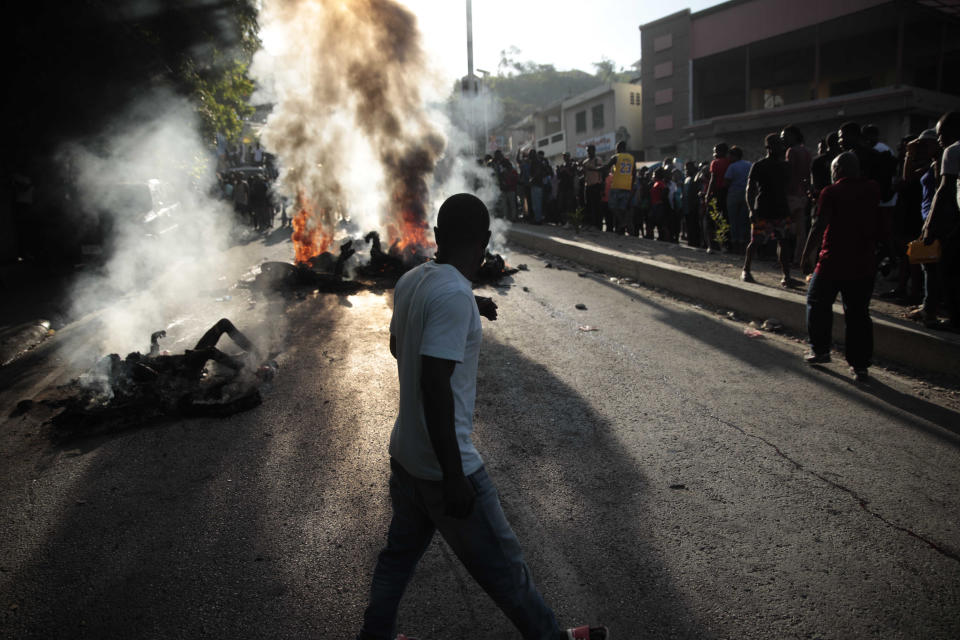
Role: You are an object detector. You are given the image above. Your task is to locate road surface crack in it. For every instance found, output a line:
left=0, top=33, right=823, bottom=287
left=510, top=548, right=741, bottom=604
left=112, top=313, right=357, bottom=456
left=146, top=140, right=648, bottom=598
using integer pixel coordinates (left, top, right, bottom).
left=710, top=414, right=960, bottom=564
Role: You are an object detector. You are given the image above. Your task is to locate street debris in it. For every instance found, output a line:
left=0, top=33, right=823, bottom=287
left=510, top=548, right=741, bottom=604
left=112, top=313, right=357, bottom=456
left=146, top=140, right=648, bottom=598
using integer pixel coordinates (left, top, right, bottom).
left=43, top=319, right=276, bottom=436
left=475, top=252, right=520, bottom=285
left=244, top=234, right=518, bottom=294
left=575, top=303, right=588, bottom=310
left=762, top=318, right=784, bottom=332
left=744, top=328, right=764, bottom=338
left=669, top=484, right=687, bottom=490
left=578, top=325, right=598, bottom=332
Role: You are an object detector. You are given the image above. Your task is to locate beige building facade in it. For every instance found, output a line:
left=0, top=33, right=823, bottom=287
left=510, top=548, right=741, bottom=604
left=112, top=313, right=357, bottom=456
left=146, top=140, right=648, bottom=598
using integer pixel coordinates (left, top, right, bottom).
left=561, top=83, right=644, bottom=160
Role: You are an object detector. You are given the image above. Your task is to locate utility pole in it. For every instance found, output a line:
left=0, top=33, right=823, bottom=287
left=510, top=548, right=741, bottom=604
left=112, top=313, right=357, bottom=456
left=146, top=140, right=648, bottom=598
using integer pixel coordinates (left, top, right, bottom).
left=466, top=0, right=474, bottom=79
left=462, top=0, right=481, bottom=155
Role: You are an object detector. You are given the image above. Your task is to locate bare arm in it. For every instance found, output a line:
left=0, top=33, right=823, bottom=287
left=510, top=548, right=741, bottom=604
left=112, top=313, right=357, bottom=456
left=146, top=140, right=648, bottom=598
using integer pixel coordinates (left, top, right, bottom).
left=923, top=173, right=958, bottom=242
left=421, top=355, right=475, bottom=518
left=745, top=165, right=758, bottom=220
left=801, top=189, right=831, bottom=275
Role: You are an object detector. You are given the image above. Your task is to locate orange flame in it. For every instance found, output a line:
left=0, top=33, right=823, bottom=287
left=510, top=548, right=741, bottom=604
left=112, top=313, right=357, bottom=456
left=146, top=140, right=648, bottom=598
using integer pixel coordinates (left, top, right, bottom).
left=387, top=185, right=435, bottom=261
left=291, top=191, right=332, bottom=264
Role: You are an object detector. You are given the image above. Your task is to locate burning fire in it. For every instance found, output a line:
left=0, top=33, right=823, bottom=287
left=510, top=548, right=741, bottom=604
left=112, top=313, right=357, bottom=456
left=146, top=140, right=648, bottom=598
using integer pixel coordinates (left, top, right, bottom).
left=388, top=215, right=433, bottom=257
left=385, top=181, right=435, bottom=261
left=291, top=188, right=435, bottom=267
left=291, top=192, right=333, bottom=264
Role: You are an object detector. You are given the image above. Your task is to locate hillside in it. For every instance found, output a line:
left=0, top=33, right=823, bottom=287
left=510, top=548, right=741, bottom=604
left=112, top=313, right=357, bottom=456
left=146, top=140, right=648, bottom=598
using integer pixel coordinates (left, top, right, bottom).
left=487, top=67, right=605, bottom=126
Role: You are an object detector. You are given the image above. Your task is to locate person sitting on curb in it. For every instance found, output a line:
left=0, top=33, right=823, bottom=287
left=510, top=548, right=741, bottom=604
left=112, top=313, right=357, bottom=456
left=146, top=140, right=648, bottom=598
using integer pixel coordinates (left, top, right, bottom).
left=800, top=152, right=885, bottom=382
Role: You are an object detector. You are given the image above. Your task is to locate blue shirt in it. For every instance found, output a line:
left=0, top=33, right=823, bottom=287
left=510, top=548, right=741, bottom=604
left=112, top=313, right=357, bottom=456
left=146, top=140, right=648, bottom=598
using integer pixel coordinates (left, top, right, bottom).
left=921, top=166, right=936, bottom=221
left=724, top=160, right=752, bottom=193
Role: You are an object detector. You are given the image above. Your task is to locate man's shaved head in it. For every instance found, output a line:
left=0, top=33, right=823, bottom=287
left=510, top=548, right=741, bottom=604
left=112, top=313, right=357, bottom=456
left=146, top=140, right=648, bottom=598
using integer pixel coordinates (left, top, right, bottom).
left=831, top=151, right=861, bottom=182
left=436, top=193, right=490, bottom=249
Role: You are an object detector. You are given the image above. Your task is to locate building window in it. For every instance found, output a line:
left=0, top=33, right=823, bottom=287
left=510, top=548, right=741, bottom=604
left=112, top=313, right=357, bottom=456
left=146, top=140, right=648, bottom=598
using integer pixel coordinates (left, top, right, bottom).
left=630, top=93, right=635, bottom=105
left=654, top=34, right=672, bottom=53
left=592, top=105, right=604, bottom=129
left=654, top=61, right=673, bottom=79
left=654, top=88, right=673, bottom=105
left=655, top=115, right=673, bottom=131
left=575, top=111, right=586, bottom=133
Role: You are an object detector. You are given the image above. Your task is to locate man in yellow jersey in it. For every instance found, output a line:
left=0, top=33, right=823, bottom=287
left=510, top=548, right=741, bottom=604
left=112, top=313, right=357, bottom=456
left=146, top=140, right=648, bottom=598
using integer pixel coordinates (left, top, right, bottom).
left=607, top=140, right=635, bottom=234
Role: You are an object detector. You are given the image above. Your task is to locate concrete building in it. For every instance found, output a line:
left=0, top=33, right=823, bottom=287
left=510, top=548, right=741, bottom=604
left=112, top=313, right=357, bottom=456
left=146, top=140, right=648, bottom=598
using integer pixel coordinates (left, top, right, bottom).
left=640, top=0, right=960, bottom=162
left=494, top=114, right=535, bottom=159
left=531, top=100, right=566, bottom=161
left=562, top=83, right=644, bottom=160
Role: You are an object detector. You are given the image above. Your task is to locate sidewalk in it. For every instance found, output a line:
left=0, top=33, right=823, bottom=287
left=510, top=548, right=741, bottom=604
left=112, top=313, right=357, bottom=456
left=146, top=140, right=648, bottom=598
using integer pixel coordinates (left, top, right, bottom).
left=505, top=222, right=960, bottom=379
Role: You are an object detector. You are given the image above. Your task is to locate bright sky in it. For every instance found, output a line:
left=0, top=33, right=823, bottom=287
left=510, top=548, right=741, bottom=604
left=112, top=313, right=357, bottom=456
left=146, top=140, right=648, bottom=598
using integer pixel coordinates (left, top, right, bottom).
left=401, top=0, right=727, bottom=84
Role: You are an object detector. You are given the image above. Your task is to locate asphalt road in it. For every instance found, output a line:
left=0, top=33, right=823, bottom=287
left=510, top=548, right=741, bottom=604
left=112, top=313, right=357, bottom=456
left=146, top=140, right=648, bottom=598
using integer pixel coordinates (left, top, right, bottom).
left=2, top=240, right=960, bottom=639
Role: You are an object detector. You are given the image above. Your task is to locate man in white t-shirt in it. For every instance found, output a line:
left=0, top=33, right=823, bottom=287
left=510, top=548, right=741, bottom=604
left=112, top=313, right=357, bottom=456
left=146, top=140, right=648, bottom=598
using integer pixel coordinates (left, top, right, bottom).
left=357, top=194, right=608, bottom=640
left=921, top=111, right=960, bottom=330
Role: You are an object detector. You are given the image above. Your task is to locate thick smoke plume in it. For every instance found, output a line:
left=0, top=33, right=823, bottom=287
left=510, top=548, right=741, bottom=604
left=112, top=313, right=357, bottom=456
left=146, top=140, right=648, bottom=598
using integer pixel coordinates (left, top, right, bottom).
left=61, top=90, right=282, bottom=362
left=253, top=0, right=448, bottom=263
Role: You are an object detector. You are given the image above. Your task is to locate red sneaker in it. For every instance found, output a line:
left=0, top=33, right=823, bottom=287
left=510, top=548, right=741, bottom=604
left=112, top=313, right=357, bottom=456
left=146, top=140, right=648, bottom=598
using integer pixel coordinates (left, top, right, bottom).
left=566, top=625, right=610, bottom=640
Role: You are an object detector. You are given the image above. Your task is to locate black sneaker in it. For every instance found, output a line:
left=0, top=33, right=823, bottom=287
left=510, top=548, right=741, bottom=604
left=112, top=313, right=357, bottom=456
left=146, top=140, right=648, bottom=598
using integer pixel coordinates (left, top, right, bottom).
left=850, top=366, right=869, bottom=382
left=805, top=351, right=831, bottom=364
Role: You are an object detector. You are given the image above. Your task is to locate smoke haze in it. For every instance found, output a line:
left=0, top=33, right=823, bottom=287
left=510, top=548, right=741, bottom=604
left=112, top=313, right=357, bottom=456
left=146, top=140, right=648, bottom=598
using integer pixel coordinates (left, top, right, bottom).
left=252, top=0, right=506, bottom=259
left=61, top=90, right=280, bottom=361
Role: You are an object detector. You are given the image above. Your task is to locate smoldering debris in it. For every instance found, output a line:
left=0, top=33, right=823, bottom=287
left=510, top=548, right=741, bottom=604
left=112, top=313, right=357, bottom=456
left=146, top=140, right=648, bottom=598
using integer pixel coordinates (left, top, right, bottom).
left=475, top=252, right=519, bottom=286
left=43, top=320, right=276, bottom=436
left=244, top=232, right=519, bottom=293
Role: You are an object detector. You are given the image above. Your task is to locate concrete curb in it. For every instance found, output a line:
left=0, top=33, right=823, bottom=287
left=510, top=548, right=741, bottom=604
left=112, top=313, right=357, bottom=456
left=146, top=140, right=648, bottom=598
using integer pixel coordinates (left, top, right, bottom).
left=507, top=227, right=960, bottom=379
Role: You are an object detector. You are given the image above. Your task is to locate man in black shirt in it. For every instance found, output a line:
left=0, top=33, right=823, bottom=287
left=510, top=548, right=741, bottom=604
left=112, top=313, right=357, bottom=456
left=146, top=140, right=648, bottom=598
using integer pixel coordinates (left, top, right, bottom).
left=838, top=122, right=895, bottom=202
left=810, top=132, right=841, bottom=200
left=742, top=133, right=794, bottom=286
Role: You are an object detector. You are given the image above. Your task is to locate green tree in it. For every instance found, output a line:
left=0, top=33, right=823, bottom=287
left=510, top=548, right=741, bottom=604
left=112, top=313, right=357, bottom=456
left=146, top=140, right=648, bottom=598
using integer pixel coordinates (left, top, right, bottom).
left=592, top=57, right=635, bottom=84
left=181, top=52, right=256, bottom=145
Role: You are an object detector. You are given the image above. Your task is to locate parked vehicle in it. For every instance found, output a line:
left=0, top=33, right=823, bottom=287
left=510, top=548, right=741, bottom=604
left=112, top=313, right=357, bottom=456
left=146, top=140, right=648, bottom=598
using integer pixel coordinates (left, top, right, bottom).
left=74, top=179, right=180, bottom=263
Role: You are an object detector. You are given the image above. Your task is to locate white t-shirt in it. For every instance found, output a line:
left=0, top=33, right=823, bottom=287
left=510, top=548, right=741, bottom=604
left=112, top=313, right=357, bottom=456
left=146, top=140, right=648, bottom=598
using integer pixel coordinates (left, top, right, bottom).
left=389, top=261, right=483, bottom=481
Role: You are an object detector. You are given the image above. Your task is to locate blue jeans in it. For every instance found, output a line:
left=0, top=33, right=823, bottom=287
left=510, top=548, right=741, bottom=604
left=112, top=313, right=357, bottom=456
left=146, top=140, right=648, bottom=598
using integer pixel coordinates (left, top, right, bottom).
left=358, top=460, right=563, bottom=640
left=531, top=185, right=543, bottom=222
left=806, top=272, right=875, bottom=368
left=608, top=188, right=631, bottom=233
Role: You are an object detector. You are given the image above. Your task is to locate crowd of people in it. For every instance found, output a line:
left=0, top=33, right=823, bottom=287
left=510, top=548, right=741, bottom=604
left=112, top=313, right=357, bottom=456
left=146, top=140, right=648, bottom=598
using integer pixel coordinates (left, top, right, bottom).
left=486, top=110, right=960, bottom=378
left=214, top=142, right=287, bottom=232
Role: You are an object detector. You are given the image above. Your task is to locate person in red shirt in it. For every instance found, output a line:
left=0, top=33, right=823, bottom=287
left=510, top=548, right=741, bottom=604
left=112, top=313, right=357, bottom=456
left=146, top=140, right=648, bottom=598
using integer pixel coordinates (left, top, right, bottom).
left=800, top=152, right=885, bottom=381
left=648, top=168, right=672, bottom=241
left=705, top=143, right=731, bottom=252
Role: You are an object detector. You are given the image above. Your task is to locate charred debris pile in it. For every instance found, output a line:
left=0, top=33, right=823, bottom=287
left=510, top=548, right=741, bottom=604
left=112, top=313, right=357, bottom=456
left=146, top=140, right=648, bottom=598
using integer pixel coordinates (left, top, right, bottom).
left=248, top=231, right=519, bottom=293
left=38, top=322, right=276, bottom=437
